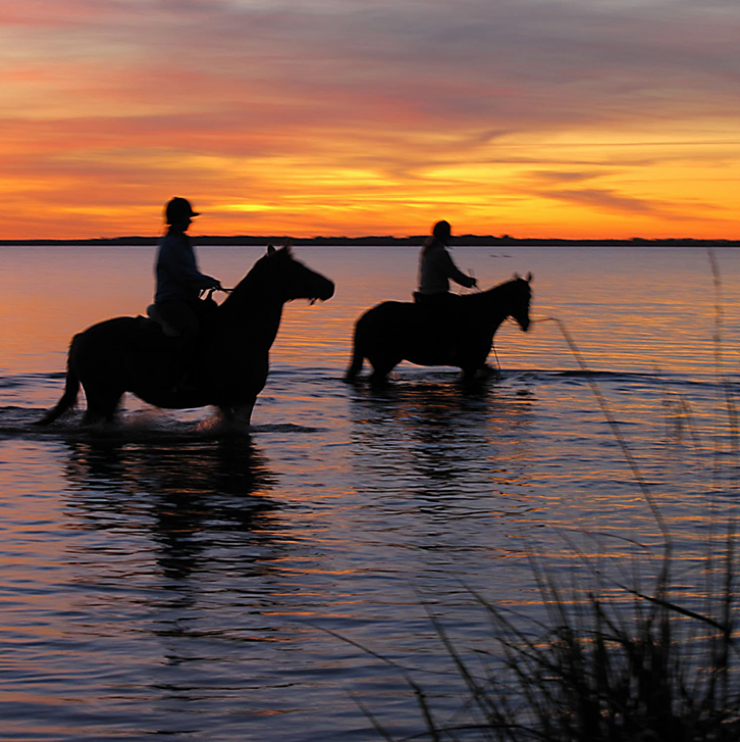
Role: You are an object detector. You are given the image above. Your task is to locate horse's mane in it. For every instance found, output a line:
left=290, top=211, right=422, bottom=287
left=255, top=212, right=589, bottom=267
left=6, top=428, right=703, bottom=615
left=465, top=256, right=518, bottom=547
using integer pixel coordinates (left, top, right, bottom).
left=219, top=245, right=293, bottom=312
left=461, top=275, right=531, bottom=305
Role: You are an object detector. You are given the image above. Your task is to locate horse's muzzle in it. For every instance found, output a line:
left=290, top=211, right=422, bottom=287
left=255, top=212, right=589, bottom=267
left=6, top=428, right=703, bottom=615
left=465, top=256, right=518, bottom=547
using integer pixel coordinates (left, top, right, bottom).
left=315, top=279, right=335, bottom=302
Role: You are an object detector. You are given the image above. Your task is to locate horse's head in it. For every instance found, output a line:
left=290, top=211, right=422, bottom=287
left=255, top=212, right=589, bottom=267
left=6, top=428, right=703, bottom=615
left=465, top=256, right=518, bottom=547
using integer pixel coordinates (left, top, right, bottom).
left=508, top=272, right=533, bottom=332
left=230, top=245, right=335, bottom=305
left=267, top=244, right=335, bottom=302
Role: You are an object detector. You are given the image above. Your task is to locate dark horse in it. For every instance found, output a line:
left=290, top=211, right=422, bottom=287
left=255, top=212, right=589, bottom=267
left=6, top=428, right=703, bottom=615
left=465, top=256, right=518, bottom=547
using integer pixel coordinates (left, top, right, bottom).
left=344, top=273, right=532, bottom=384
left=38, top=246, right=335, bottom=426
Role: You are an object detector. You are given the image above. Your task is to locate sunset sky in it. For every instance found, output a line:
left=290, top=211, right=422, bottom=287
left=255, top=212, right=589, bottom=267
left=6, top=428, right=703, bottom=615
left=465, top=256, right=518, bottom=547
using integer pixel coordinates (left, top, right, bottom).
left=2, top=0, right=738, bottom=239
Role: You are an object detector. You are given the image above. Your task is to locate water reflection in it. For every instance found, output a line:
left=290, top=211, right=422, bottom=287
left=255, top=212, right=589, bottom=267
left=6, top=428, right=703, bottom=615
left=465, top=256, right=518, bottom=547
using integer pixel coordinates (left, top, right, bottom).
left=61, top=436, right=278, bottom=582
left=350, top=378, right=535, bottom=499
left=346, top=378, right=541, bottom=568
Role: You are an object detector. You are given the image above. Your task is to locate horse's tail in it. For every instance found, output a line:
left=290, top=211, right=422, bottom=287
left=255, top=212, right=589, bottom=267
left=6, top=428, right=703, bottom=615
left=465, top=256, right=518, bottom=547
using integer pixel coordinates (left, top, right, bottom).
left=35, top=336, right=82, bottom=426
left=343, top=321, right=365, bottom=383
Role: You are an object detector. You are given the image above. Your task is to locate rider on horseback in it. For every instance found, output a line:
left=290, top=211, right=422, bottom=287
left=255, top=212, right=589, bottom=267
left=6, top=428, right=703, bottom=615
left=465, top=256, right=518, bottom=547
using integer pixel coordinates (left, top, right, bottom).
left=415, top=220, right=477, bottom=306
left=151, top=197, right=221, bottom=339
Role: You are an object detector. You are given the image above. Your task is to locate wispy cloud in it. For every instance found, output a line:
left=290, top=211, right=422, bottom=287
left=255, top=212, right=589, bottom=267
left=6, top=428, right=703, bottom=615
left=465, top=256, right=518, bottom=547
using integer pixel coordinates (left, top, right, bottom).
left=538, top=187, right=686, bottom=218
left=0, top=0, right=738, bottom=237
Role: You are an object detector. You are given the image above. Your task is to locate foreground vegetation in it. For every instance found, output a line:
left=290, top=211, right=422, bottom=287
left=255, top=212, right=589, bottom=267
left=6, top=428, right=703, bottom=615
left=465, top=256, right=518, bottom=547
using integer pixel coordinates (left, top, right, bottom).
left=396, top=541, right=740, bottom=742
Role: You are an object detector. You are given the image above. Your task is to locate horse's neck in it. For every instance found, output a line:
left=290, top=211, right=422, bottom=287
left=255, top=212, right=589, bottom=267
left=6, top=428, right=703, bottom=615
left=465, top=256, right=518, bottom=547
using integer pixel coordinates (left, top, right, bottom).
left=471, top=283, right=514, bottom=327
left=218, top=283, right=285, bottom=347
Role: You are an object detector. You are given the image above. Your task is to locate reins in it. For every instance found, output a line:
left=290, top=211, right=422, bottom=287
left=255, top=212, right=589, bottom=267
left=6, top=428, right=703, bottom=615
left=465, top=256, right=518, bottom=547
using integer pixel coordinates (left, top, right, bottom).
left=467, top=267, right=482, bottom=294
left=201, top=286, right=234, bottom=300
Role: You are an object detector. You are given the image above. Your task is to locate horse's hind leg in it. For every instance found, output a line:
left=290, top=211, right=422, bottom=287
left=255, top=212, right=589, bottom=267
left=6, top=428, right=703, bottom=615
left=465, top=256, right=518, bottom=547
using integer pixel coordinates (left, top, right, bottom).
left=343, top=322, right=367, bottom=383
left=81, top=386, right=124, bottom=425
left=368, top=355, right=400, bottom=386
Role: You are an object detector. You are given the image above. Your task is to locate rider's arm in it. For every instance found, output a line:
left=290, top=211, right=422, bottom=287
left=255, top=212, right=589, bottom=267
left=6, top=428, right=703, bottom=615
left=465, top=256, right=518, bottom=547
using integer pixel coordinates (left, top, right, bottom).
left=162, top=238, right=220, bottom=290
left=439, top=249, right=476, bottom=288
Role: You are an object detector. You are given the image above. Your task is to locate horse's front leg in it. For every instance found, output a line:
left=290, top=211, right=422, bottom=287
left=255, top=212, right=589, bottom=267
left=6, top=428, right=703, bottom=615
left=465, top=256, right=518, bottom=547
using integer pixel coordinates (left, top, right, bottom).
left=218, top=399, right=255, bottom=429
left=461, top=364, right=497, bottom=385
left=460, top=337, right=497, bottom=383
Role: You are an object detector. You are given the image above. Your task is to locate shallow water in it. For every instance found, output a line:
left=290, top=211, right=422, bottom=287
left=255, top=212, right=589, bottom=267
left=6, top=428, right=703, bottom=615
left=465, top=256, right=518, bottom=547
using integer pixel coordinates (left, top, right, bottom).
left=1, top=245, right=740, bottom=740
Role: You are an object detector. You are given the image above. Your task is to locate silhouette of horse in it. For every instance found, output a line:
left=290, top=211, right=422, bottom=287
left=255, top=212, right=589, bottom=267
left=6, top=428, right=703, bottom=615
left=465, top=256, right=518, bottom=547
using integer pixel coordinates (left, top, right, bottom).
left=344, top=273, right=532, bottom=384
left=38, top=246, right=335, bottom=426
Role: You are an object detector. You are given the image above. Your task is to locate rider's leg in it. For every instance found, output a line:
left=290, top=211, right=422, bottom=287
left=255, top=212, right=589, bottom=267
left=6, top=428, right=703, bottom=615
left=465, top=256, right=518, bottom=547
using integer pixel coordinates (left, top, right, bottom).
left=152, top=301, right=202, bottom=392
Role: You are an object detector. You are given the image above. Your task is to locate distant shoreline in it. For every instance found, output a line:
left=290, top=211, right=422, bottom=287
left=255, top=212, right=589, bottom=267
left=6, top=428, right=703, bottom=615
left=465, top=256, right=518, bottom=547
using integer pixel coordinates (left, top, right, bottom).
left=1, top=235, right=738, bottom=248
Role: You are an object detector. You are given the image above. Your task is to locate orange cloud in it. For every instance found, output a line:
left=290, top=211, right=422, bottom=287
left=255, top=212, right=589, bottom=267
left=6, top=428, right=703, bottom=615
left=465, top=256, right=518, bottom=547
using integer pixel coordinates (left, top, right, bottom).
left=0, top=0, right=739, bottom=239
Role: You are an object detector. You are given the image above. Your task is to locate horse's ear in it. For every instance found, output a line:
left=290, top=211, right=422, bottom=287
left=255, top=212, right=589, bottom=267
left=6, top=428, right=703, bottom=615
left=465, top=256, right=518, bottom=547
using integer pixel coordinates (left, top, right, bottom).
left=282, top=242, right=293, bottom=256
left=513, top=272, right=520, bottom=280
left=267, top=244, right=276, bottom=255
left=526, top=272, right=533, bottom=283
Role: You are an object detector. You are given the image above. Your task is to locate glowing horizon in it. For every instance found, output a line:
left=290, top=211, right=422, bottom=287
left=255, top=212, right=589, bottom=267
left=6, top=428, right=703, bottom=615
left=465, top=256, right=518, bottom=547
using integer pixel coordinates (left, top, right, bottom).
left=1, top=0, right=738, bottom=240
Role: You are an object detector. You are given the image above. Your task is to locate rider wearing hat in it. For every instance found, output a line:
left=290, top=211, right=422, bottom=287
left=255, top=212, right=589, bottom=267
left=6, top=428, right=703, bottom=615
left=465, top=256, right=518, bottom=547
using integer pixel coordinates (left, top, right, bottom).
left=153, top=197, right=221, bottom=339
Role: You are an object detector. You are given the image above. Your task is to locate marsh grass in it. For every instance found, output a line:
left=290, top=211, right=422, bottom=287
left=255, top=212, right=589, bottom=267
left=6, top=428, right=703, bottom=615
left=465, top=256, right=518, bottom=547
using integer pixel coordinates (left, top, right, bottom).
left=411, top=535, right=740, bottom=742
left=355, top=250, right=740, bottom=741
left=351, top=522, right=740, bottom=742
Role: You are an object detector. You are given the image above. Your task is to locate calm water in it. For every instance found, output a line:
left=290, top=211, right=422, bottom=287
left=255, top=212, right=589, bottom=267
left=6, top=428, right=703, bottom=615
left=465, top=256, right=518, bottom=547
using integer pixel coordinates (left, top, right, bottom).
left=1, top=245, right=740, bottom=741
